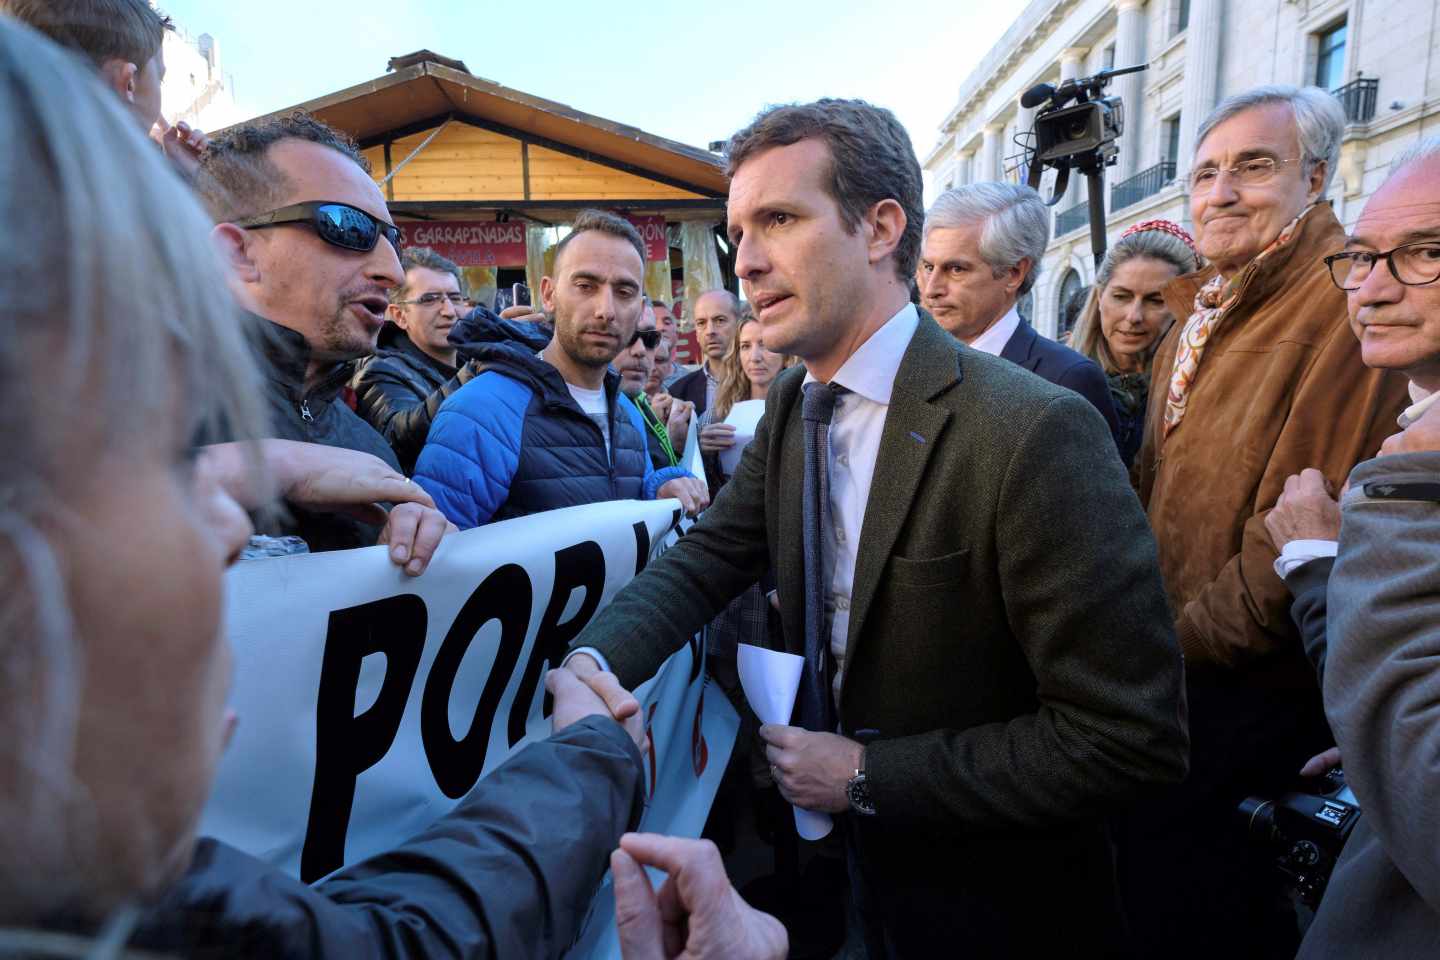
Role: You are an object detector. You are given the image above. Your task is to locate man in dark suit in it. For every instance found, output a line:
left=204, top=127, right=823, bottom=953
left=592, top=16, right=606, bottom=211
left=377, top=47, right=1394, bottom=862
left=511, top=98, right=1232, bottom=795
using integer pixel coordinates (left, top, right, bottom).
left=562, top=98, right=1188, bottom=956
left=667, top=288, right=741, bottom=416
left=918, top=182, right=1122, bottom=445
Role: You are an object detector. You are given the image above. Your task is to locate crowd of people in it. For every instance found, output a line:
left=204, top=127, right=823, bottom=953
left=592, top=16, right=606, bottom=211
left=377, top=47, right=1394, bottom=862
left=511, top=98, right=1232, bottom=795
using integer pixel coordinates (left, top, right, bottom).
left=4, top=1, right=1440, bottom=958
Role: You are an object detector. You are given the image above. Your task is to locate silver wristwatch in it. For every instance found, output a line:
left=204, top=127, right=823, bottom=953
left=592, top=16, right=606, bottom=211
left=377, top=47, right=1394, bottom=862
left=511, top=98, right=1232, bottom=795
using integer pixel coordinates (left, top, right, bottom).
left=846, top=766, right=876, bottom=816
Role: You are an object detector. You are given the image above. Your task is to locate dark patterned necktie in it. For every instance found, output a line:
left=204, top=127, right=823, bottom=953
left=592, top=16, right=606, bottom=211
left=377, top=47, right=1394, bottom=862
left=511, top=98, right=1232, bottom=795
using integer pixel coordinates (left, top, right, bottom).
left=798, top=381, right=842, bottom=733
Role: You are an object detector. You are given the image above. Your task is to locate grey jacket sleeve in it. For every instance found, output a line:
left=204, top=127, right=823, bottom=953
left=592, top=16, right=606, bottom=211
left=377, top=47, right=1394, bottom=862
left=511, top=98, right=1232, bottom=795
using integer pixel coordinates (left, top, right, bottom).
left=1325, top=452, right=1440, bottom=913
left=130, top=715, right=644, bottom=959
left=1284, top=555, right=1334, bottom=682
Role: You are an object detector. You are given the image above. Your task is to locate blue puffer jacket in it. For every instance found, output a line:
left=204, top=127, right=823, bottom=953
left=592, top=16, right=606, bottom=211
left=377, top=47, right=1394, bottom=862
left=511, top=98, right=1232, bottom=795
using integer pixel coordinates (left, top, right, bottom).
left=414, top=340, right=692, bottom=529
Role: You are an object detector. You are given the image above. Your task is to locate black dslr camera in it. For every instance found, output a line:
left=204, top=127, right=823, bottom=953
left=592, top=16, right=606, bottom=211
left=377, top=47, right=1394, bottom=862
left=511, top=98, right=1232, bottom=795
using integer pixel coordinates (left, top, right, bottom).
left=1238, top=768, right=1361, bottom=908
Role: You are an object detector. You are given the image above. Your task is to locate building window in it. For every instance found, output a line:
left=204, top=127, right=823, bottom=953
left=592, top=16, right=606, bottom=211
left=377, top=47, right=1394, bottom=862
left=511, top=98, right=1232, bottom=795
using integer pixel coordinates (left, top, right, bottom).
left=1058, top=269, right=1085, bottom=338
left=1173, top=0, right=1190, bottom=37
left=1104, top=44, right=1116, bottom=70
left=1315, top=20, right=1347, bottom=91
left=1164, top=114, right=1182, bottom=169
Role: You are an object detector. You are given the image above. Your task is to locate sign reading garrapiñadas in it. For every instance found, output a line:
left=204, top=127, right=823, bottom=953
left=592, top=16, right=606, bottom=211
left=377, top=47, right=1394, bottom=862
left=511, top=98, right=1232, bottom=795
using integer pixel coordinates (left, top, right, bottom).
left=399, top=220, right=527, bottom=267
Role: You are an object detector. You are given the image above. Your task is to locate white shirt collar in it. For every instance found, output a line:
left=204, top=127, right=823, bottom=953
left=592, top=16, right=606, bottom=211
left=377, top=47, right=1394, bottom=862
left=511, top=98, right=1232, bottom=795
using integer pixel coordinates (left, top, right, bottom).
left=966, top=303, right=1022, bottom=357
left=802, top=303, right=919, bottom=405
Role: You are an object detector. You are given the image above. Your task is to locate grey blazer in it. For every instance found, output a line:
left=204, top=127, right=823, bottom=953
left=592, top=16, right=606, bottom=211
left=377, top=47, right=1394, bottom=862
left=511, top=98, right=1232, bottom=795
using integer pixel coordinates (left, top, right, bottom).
left=570, top=313, right=1189, bottom=954
left=1300, top=453, right=1440, bottom=958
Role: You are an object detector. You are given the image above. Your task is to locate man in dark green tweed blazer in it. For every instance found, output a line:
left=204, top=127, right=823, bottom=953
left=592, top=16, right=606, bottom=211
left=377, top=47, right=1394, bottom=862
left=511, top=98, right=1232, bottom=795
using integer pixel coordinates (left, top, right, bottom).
left=564, top=98, right=1189, bottom=957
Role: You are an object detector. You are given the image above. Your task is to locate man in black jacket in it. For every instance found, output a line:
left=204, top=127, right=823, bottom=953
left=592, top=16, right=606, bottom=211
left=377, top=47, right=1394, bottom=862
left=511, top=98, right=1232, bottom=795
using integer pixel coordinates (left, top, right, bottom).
left=197, top=113, right=451, bottom=563
left=352, top=247, right=485, bottom=473
left=128, top=666, right=649, bottom=959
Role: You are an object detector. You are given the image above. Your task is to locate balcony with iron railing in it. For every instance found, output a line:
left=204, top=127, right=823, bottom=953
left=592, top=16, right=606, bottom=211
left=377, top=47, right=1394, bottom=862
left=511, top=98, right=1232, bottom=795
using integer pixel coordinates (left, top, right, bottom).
left=1055, top=200, right=1089, bottom=236
left=1332, top=76, right=1379, bottom=125
left=1112, top=160, right=1177, bottom=211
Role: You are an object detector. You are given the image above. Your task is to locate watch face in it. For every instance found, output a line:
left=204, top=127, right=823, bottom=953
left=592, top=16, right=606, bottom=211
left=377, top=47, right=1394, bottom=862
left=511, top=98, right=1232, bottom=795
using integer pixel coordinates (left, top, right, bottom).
left=848, top=772, right=876, bottom=815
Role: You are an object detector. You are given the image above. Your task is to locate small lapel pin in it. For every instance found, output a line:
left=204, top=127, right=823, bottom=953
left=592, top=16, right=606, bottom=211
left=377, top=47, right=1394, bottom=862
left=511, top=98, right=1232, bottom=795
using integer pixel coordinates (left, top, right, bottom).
left=909, top=431, right=926, bottom=445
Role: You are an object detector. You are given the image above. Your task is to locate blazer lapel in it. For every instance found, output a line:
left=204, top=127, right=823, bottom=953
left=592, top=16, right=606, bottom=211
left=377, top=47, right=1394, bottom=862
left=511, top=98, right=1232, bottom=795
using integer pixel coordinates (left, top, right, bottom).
left=844, top=315, right=959, bottom=671
left=769, top=370, right=808, bottom=656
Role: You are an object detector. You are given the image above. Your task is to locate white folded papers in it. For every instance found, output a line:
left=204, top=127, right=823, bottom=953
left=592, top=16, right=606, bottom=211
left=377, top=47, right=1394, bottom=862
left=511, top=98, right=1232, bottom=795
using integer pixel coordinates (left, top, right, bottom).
left=719, top=399, right=766, bottom=477
left=736, top=643, right=834, bottom=840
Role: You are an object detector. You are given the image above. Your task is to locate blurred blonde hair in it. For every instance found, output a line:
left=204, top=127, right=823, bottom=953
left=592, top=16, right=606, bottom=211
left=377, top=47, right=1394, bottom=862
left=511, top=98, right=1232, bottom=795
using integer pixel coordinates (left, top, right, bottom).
left=711, top=311, right=795, bottom=422
left=0, top=18, right=267, bottom=920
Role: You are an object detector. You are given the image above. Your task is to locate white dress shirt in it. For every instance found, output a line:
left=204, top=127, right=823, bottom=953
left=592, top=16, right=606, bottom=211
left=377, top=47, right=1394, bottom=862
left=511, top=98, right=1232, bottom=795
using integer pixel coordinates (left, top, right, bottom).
left=1399, top=381, right=1439, bottom=428
left=964, top=304, right=1021, bottom=357
left=570, top=303, right=920, bottom=690
left=801, top=303, right=920, bottom=701
left=1273, top=538, right=1340, bottom=580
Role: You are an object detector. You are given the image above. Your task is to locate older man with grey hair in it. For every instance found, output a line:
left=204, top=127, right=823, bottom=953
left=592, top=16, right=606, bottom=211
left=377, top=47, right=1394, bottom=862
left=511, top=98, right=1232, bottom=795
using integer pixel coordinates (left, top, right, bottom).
left=1245, top=136, right=1440, bottom=957
left=918, top=182, right=1120, bottom=442
left=1119, top=85, right=1409, bottom=959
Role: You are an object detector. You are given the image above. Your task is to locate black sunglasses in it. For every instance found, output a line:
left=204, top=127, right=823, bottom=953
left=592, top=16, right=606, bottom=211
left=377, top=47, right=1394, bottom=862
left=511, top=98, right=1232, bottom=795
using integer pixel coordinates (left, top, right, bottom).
left=628, top=329, right=662, bottom=350
left=235, top=201, right=403, bottom=255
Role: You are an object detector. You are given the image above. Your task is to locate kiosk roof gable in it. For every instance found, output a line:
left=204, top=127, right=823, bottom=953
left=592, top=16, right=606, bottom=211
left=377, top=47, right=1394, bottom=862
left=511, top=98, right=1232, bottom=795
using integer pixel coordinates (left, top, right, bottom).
left=225, top=59, right=729, bottom=197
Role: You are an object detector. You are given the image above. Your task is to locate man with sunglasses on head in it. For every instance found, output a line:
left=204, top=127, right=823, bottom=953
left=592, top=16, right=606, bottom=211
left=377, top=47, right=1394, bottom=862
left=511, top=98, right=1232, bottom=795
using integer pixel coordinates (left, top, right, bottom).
left=352, top=247, right=491, bottom=474
left=197, top=113, right=453, bottom=560
left=414, top=210, right=708, bottom=529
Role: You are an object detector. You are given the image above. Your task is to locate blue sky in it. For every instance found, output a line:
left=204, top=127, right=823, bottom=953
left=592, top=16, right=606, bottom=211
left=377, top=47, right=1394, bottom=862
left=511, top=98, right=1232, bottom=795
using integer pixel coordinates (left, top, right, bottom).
left=162, top=0, right=1022, bottom=177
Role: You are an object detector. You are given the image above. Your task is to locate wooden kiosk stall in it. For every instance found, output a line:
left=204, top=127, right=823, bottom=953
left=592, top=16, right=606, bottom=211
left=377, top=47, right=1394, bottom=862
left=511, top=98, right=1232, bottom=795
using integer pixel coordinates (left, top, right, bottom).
left=232, top=51, right=734, bottom=341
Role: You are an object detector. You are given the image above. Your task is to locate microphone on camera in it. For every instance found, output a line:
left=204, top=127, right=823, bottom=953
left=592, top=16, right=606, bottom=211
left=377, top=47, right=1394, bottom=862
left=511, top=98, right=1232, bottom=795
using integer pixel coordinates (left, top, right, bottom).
left=1020, top=82, right=1056, bottom=109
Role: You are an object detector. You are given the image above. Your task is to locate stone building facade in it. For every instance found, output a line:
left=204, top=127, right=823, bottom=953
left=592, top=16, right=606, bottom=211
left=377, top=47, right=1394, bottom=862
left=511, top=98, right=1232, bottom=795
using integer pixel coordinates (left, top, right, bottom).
left=923, top=0, right=1440, bottom=337
left=159, top=20, right=244, bottom=132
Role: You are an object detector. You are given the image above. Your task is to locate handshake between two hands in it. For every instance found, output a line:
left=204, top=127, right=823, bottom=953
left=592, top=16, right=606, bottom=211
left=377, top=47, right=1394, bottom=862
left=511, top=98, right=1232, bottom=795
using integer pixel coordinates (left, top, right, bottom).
left=548, top=656, right=787, bottom=960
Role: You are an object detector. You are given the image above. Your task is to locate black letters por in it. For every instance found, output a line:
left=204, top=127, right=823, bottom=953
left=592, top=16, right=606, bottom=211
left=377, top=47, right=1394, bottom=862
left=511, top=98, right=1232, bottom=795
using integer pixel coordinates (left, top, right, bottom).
left=301, top=594, right=426, bottom=883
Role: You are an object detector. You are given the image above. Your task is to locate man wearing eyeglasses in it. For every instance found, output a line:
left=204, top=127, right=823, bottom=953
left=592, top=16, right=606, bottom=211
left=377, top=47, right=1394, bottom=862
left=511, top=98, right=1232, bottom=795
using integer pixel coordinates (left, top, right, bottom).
left=413, top=210, right=709, bottom=529
left=1249, top=137, right=1440, bottom=959
left=198, top=114, right=453, bottom=562
left=1122, top=86, right=1409, bottom=957
left=351, top=247, right=490, bottom=473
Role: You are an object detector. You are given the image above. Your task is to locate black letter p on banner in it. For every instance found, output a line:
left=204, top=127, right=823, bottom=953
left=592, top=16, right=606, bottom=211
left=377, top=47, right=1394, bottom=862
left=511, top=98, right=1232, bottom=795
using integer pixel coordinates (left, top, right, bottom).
left=300, top=594, right=425, bottom=883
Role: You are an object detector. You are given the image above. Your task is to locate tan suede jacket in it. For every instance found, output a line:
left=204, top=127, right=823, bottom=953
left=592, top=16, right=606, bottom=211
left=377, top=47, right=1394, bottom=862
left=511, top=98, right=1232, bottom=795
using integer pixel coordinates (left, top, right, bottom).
left=1137, top=203, right=1408, bottom=675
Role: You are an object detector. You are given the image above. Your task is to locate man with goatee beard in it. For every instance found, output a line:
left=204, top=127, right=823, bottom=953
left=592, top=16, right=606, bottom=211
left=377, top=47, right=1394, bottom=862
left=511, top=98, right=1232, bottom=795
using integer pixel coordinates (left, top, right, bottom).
left=198, top=113, right=452, bottom=558
left=414, top=209, right=709, bottom=529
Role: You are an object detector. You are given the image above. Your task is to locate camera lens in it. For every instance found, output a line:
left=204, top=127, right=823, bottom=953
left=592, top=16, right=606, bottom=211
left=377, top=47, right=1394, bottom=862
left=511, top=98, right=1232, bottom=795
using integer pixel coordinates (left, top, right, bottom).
left=1237, top=796, right=1275, bottom=841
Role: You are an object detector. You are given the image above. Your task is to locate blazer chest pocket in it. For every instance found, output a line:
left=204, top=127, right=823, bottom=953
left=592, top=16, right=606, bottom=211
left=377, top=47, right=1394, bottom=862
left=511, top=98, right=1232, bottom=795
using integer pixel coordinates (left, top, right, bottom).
left=887, top=547, right=970, bottom=587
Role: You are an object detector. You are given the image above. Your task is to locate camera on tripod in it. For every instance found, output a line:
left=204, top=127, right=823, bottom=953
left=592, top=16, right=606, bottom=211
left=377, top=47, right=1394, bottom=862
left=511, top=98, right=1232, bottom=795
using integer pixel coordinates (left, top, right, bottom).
left=1020, top=63, right=1146, bottom=265
left=1031, top=93, right=1124, bottom=168
left=1238, top=767, right=1362, bottom=909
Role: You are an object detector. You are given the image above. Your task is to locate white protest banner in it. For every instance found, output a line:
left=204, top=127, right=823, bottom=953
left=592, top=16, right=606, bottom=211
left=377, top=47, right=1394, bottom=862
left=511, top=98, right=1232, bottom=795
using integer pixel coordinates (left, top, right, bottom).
left=202, top=498, right=738, bottom=959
